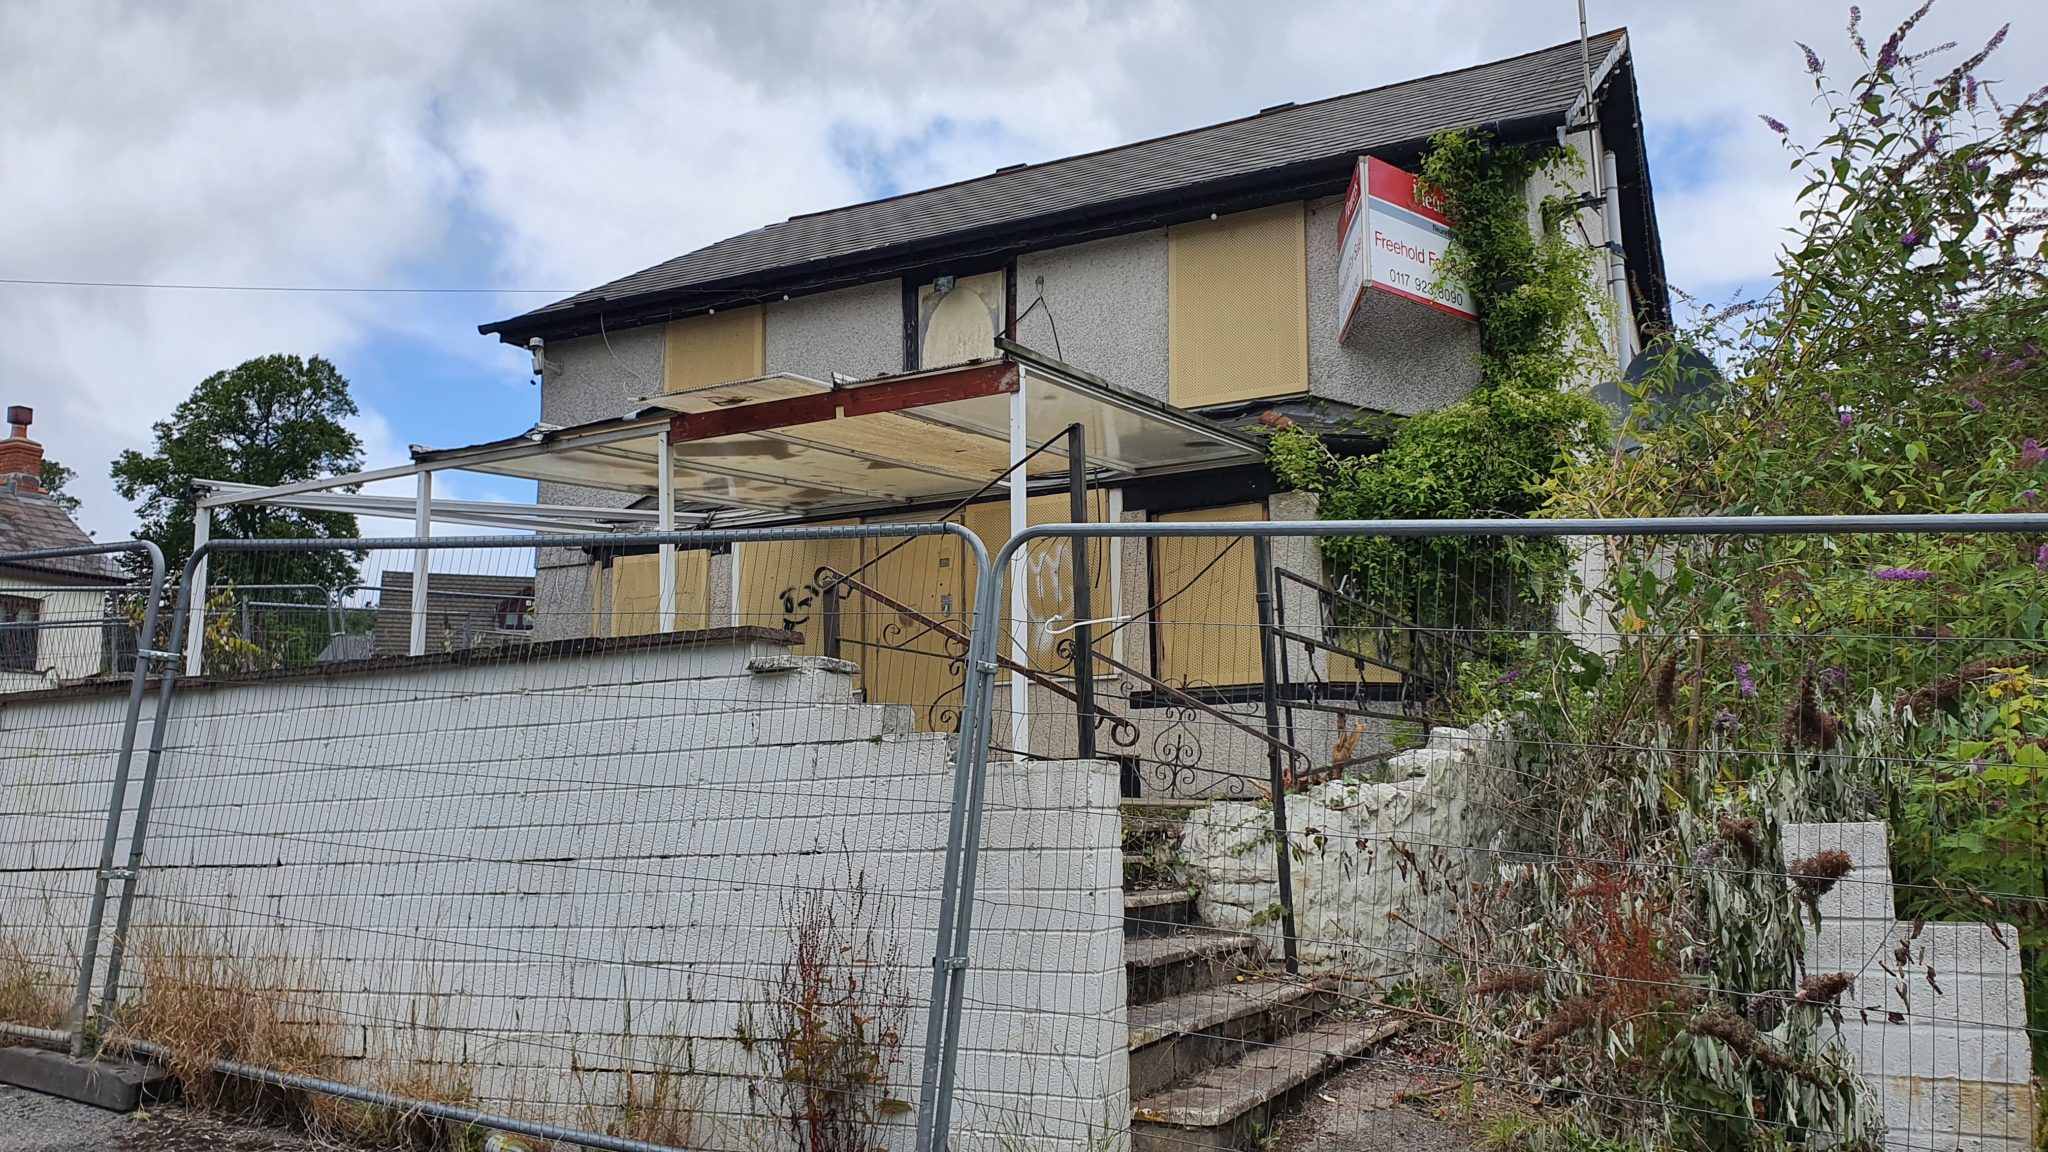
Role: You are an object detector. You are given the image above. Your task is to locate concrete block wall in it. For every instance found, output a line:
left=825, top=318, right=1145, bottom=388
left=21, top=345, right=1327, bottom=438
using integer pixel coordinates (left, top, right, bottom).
left=0, top=636, right=1126, bottom=1152
left=1785, top=821, right=2035, bottom=1151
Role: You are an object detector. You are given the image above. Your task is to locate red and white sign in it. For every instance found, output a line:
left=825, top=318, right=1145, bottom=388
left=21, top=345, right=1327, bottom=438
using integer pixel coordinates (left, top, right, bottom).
left=1336, top=156, right=1475, bottom=339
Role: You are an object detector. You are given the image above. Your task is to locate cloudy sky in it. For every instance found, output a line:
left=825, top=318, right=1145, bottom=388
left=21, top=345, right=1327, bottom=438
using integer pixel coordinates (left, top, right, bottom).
left=4, top=0, right=2038, bottom=541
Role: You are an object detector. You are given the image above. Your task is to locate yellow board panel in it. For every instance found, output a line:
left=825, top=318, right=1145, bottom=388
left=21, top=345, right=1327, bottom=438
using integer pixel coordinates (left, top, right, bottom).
left=609, top=550, right=713, bottom=637
left=1152, top=502, right=1265, bottom=688
left=1167, top=203, right=1309, bottom=408
left=734, top=525, right=862, bottom=657
left=663, top=307, right=765, bottom=393
left=860, top=530, right=977, bottom=731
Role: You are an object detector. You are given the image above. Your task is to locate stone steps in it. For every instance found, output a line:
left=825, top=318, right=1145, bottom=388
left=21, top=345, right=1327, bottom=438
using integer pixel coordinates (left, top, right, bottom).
left=1128, top=979, right=1332, bottom=1099
left=1125, top=930, right=1258, bottom=1007
left=1120, top=792, right=1398, bottom=1150
left=1130, top=1017, right=1405, bottom=1152
left=1125, top=888, right=1194, bottom=937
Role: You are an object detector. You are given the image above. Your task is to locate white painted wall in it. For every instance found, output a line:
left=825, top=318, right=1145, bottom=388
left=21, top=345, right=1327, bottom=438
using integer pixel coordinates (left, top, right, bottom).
left=1785, top=821, right=2035, bottom=1151
left=0, top=578, right=107, bottom=691
left=0, top=636, right=1125, bottom=1151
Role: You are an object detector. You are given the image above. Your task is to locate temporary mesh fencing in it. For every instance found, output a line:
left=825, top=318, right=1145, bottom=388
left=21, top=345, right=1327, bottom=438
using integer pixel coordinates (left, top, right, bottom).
left=939, top=514, right=2048, bottom=1152
left=6, top=514, right=2048, bottom=1152
left=0, top=540, right=166, bottom=1055
left=0, top=525, right=1017, bottom=1152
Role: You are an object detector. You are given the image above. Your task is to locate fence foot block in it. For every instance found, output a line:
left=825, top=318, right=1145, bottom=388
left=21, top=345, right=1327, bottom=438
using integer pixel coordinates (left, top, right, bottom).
left=0, top=1045, right=174, bottom=1113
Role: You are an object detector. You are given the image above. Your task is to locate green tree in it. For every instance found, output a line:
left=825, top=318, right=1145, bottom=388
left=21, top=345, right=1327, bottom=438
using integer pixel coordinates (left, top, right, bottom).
left=38, top=458, right=82, bottom=516
left=111, top=354, right=364, bottom=590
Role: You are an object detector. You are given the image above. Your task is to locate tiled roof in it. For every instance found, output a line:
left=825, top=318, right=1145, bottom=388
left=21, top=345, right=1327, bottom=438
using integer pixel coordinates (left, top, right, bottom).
left=0, top=476, right=121, bottom=581
left=486, top=31, right=1627, bottom=338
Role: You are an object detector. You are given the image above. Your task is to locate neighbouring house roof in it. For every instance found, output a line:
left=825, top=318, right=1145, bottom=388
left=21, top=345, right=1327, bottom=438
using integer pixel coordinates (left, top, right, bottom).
left=0, top=475, right=121, bottom=583
left=484, top=29, right=1665, bottom=344
left=369, top=569, right=536, bottom=656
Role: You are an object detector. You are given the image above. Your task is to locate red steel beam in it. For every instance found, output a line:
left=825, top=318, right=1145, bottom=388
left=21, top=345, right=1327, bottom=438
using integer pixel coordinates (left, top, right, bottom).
left=668, top=361, right=1018, bottom=445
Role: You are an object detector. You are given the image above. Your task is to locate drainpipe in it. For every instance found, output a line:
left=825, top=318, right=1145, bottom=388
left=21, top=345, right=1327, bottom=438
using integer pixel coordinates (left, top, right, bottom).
left=1601, top=149, right=1634, bottom=370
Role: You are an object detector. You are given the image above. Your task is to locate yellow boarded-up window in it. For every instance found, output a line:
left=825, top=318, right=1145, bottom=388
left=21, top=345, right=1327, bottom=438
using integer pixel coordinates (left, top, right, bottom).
left=609, top=550, right=713, bottom=637
left=664, top=306, right=765, bottom=393
left=735, top=524, right=862, bottom=657
left=1152, top=502, right=1265, bottom=687
left=1166, top=203, right=1308, bottom=408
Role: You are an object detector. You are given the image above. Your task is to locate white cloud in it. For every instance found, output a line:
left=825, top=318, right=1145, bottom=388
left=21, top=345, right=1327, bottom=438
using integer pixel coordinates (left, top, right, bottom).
left=4, top=0, right=2039, bottom=543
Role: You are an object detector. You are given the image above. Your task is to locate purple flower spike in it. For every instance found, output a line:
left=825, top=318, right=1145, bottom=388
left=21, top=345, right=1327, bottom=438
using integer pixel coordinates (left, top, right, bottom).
left=1965, top=396, right=1986, bottom=412
left=1839, top=409, right=1854, bottom=430
left=1496, top=669, right=1522, bottom=686
left=2022, top=439, right=2047, bottom=468
left=2023, top=489, right=2039, bottom=502
left=1713, top=709, right=1739, bottom=734
left=1902, top=230, right=1923, bottom=249
left=2037, top=544, right=2048, bottom=574
left=1967, top=76, right=1980, bottom=108
left=1760, top=114, right=1789, bottom=134
left=1873, top=567, right=1934, bottom=582
left=1735, top=663, right=1757, bottom=698
left=1799, top=42, right=1824, bottom=74
left=1823, top=665, right=1849, bottom=688
left=1969, top=156, right=1990, bottom=173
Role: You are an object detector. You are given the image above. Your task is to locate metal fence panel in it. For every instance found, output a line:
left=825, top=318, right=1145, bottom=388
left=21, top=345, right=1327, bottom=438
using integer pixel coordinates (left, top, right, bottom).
left=929, top=515, right=2048, bottom=1152
left=6, top=527, right=1025, bottom=1152
left=0, top=541, right=165, bottom=1054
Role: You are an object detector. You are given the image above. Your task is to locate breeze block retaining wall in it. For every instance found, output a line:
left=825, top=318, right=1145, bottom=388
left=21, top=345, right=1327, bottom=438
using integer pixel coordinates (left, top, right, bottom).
left=1785, top=821, right=2034, bottom=1152
left=0, top=631, right=1125, bottom=1151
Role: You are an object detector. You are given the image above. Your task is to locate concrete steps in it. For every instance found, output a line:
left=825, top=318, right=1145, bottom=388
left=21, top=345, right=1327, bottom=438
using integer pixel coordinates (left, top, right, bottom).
left=1131, top=1016, right=1405, bottom=1152
left=1129, top=979, right=1332, bottom=1099
left=1124, top=888, right=1194, bottom=936
left=1119, top=795, right=1396, bottom=1150
left=1126, top=930, right=1257, bottom=1007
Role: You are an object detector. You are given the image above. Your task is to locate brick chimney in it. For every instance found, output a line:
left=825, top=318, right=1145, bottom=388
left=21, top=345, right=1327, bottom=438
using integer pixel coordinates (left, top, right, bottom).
left=0, top=406, right=44, bottom=491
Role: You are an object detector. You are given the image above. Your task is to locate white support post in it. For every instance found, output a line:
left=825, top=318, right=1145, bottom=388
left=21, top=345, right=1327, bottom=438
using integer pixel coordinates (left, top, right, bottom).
left=183, top=508, right=211, bottom=675
left=1007, top=383, right=1031, bottom=758
left=729, top=548, right=742, bottom=627
left=1106, top=487, right=1124, bottom=664
left=410, top=470, right=432, bottom=657
left=657, top=433, right=676, bottom=633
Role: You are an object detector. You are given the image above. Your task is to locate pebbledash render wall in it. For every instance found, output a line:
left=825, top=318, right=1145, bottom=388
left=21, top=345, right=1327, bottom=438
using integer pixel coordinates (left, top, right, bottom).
left=1786, top=822, right=2035, bottom=1151
left=526, top=192, right=1496, bottom=642
left=0, top=631, right=1125, bottom=1152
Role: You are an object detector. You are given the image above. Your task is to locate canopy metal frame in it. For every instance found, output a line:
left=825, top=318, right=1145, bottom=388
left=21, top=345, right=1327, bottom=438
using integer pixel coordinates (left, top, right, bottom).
left=188, top=347, right=1261, bottom=728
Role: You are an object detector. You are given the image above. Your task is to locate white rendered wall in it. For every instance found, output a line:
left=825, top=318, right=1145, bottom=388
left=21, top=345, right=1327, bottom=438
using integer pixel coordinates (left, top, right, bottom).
left=0, top=580, right=106, bottom=690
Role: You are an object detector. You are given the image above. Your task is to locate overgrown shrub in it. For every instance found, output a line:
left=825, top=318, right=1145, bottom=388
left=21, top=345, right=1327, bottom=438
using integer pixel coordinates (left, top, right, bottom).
left=1268, top=128, right=1610, bottom=641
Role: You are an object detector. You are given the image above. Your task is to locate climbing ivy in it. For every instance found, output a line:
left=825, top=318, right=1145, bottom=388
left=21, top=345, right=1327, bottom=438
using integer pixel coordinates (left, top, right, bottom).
left=1267, top=128, right=1612, bottom=636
